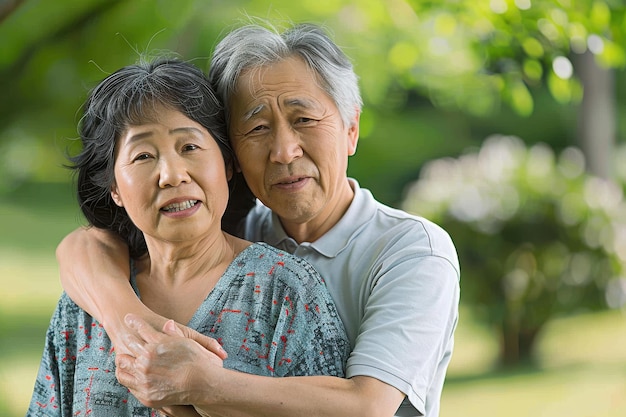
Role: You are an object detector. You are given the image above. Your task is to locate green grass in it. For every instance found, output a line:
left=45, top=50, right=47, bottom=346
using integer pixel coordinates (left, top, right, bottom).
left=442, top=308, right=626, bottom=417
left=2, top=182, right=626, bottom=417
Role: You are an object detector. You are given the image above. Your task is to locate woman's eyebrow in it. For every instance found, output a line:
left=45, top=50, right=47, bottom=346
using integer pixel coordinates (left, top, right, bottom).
left=125, top=131, right=153, bottom=142
left=169, top=127, right=205, bottom=136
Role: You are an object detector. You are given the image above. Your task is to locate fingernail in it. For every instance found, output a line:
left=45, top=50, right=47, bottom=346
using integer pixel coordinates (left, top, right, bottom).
left=124, top=314, right=135, bottom=326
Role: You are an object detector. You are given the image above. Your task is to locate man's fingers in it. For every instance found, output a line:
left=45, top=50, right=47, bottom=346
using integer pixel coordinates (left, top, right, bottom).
left=124, top=314, right=226, bottom=359
left=125, top=313, right=164, bottom=343
left=171, top=323, right=227, bottom=360
left=118, top=322, right=150, bottom=356
left=162, top=319, right=185, bottom=337
left=115, top=353, right=136, bottom=387
left=159, top=319, right=228, bottom=360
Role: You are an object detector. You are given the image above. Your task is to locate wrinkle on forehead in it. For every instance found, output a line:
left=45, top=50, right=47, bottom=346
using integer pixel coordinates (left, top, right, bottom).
left=236, top=56, right=328, bottom=98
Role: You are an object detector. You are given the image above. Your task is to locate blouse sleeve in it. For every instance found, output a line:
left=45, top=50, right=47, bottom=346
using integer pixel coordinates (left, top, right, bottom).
left=26, top=293, right=76, bottom=417
left=267, top=257, right=350, bottom=378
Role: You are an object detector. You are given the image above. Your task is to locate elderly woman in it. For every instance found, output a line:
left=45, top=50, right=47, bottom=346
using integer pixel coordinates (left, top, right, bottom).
left=27, top=58, right=349, bottom=417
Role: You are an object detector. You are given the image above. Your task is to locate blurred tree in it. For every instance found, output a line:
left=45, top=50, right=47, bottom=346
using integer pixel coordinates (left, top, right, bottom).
left=1, top=0, right=624, bottom=205
left=1, top=0, right=438, bottom=197
left=403, top=135, right=626, bottom=366
left=0, top=0, right=24, bottom=22
left=402, top=0, right=626, bottom=178
left=1, top=0, right=625, bottom=369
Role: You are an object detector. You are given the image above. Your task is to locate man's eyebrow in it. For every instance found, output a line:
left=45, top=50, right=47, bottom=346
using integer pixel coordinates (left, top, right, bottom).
left=283, top=97, right=314, bottom=109
left=241, top=98, right=316, bottom=122
left=243, top=104, right=265, bottom=122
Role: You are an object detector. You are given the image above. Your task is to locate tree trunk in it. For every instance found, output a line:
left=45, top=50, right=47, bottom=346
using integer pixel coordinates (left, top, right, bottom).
left=575, top=50, right=616, bottom=179
left=499, top=317, right=541, bottom=367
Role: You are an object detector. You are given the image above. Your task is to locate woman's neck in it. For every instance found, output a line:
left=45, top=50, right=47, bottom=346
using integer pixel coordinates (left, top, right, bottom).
left=134, top=232, right=250, bottom=324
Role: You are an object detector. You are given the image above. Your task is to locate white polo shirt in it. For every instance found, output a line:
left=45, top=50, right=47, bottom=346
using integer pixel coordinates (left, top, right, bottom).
left=243, top=178, right=460, bottom=417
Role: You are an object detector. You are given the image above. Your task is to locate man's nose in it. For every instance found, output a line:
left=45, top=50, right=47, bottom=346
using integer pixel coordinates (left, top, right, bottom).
left=269, top=122, right=303, bottom=164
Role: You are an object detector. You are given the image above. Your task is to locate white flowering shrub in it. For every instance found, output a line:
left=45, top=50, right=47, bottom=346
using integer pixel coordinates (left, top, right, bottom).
left=403, top=134, right=626, bottom=366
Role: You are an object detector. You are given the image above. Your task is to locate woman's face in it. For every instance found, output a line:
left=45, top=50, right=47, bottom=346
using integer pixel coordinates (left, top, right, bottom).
left=111, top=107, right=231, bottom=244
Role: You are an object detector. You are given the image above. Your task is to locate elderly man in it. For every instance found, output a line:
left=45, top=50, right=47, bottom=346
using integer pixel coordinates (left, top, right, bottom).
left=57, top=21, right=460, bottom=417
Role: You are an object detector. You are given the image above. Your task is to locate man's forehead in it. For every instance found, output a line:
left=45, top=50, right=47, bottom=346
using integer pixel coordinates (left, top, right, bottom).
left=236, top=58, right=324, bottom=96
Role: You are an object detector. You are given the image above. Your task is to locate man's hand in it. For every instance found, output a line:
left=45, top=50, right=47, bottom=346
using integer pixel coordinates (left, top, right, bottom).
left=171, top=321, right=227, bottom=360
left=115, top=314, right=225, bottom=408
left=158, top=405, right=203, bottom=417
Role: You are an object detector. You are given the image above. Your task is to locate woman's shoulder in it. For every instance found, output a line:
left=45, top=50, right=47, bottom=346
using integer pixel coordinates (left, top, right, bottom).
left=238, top=242, right=326, bottom=288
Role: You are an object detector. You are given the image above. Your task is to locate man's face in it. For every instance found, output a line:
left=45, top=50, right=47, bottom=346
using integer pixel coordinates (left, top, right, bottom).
left=229, top=56, right=359, bottom=237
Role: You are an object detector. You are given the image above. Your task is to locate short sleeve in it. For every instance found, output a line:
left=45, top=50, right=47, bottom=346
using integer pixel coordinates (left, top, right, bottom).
left=266, top=256, right=350, bottom=377
left=27, top=294, right=76, bottom=417
left=346, top=225, right=460, bottom=415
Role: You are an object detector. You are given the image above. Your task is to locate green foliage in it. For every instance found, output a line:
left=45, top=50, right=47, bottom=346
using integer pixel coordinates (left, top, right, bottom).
left=403, top=135, right=626, bottom=364
left=403, top=0, right=626, bottom=116
left=0, top=0, right=426, bottom=193
left=2, top=0, right=625, bottom=205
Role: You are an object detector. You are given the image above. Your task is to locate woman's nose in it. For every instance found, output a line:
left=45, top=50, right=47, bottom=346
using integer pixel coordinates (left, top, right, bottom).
left=158, top=156, right=191, bottom=188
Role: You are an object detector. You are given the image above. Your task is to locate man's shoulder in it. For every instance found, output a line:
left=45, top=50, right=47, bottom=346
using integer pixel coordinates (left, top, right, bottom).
left=355, top=189, right=459, bottom=272
left=248, top=200, right=272, bottom=220
left=242, top=200, right=272, bottom=239
left=363, top=191, right=453, bottom=244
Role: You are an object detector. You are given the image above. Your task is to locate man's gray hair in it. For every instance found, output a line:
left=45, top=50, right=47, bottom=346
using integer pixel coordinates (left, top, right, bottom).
left=209, top=22, right=363, bottom=128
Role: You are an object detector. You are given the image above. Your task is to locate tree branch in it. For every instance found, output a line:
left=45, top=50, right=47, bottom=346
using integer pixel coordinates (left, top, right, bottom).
left=0, top=0, right=25, bottom=23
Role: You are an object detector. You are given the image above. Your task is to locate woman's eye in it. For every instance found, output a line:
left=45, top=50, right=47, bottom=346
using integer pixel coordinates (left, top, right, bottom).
left=132, top=153, right=152, bottom=162
left=182, top=143, right=199, bottom=152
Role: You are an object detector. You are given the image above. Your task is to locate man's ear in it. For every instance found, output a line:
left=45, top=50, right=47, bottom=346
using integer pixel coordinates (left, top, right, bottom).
left=110, top=183, right=123, bottom=207
left=347, top=109, right=360, bottom=156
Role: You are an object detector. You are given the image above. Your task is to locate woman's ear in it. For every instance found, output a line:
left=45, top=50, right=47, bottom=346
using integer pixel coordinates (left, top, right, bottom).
left=226, top=161, right=234, bottom=181
left=226, top=157, right=242, bottom=181
left=110, top=183, right=123, bottom=207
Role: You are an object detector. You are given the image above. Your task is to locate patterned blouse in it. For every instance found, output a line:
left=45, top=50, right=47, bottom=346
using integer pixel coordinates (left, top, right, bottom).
left=27, top=242, right=349, bottom=417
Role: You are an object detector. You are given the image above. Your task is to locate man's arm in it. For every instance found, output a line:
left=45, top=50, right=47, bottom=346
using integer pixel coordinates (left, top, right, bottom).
left=56, top=227, right=227, bottom=359
left=56, top=227, right=148, bottom=350
left=197, top=373, right=404, bottom=417
left=116, top=315, right=405, bottom=417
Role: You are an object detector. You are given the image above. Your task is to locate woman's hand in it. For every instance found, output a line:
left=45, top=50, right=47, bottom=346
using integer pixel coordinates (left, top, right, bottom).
left=115, top=314, right=226, bottom=408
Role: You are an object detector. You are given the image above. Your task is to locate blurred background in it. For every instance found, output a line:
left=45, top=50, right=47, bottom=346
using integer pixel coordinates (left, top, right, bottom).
left=1, top=0, right=625, bottom=416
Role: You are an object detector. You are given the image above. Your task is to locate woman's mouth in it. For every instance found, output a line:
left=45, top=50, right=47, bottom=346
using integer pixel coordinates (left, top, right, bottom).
left=161, top=200, right=199, bottom=213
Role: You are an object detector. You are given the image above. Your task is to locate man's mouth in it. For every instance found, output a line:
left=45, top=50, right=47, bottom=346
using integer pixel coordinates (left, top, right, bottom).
left=277, top=176, right=307, bottom=185
left=161, top=200, right=199, bottom=213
